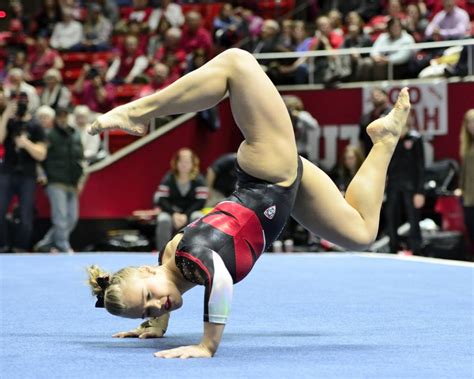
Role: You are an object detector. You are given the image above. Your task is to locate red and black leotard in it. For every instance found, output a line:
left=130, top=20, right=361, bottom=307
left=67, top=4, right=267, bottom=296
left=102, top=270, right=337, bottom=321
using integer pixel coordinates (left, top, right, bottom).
left=169, top=158, right=303, bottom=324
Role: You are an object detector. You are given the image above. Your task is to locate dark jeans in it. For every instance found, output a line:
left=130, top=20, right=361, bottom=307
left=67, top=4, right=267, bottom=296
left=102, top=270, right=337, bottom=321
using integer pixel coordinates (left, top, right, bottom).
left=0, top=173, right=37, bottom=250
left=385, top=188, right=422, bottom=253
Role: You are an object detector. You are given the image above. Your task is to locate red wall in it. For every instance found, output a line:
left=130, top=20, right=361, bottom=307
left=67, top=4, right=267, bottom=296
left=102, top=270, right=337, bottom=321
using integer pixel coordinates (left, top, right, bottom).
left=35, top=82, right=474, bottom=219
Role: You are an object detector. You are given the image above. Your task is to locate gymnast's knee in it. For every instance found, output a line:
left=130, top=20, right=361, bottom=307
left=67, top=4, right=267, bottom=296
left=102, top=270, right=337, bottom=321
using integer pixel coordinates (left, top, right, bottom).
left=220, top=48, right=258, bottom=74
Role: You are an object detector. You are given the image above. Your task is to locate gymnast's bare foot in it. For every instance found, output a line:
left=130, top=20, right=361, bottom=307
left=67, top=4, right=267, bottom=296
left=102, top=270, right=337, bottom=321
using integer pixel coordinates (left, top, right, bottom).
left=88, top=104, right=149, bottom=136
left=367, top=87, right=411, bottom=148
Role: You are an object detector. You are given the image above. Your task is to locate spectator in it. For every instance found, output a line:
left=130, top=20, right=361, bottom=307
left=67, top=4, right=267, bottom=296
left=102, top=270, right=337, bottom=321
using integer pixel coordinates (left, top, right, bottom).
left=4, top=68, right=40, bottom=113
left=345, top=10, right=365, bottom=29
left=24, top=36, right=64, bottom=84
left=35, top=107, right=84, bottom=253
left=50, top=7, right=84, bottom=50
left=359, top=87, right=392, bottom=156
left=180, top=11, right=213, bottom=55
left=280, top=19, right=296, bottom=51
left=283, top=95, right=319, bottom=161
left=39, top=68, right=71, bottom=110
left=153, top=148, right=208, bottom=252
left=73, top=61, right=116, bottom=113
left=32, top=0, right=62, bottom=37
left=250, top=19, right=283, bottom=54
left=275, top=21, right=312, bottom=84
left=206, top=152, right=238, bottom=207
left=106, top=35, right=149, bottom=84
left=328, top=9, right=344, bottom=36
left=311, top=15, right=345, bottom=83
left=148, top=0, right=184, bottom=30
left=384, top=121, right=425, bottom=254
left=405, top=3, right=429, bottom=42
left=9, top=0, right=30, bottom=32
left=137, top=62, right=175, bottom=98
left=35, top=105, right=56, bottom=130
left=341, top=23, right=373, bottom=81
left=73, top=105, right=102, bottom=164
left=6, top=51, right=28, bottom=74
left=425, top=0, right=471, bottom=40
left=147, top=17, right=172, bottom=60
left=0, top=93, right=47, bottom=252
left=213, top=2, right=242, bottom=49
left=329, top=145, right=365, bottom=195
left=457, top=109, right=474, bottom=249
left=90, top=0, right=119, bottom=24
left=153, top=27, right=187, bottom=77
left=72, top=3, right=112, bottom=52
left=370, top=17, right=416, bottom=80
left=366, top=0, right=407, bottom=41
left=115, top=0, right=152, bottom=34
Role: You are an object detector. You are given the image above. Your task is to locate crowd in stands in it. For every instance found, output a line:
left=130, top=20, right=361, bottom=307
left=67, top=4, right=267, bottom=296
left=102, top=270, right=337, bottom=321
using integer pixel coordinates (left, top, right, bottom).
left=0, top=0, right=473, bottom=254
left=0, top=0, right=472, bottom=117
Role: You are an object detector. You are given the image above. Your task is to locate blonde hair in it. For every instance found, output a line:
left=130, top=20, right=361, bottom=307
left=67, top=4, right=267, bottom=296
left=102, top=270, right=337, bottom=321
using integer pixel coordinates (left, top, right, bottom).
left=86, top=264, right=142, bottom=316
left=86, top=265, right=171, bottom=333
left=460, top=109, right=474, bottom=160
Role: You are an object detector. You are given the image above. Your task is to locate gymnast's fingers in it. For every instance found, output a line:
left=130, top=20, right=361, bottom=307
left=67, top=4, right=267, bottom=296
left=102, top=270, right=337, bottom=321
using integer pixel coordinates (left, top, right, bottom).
left=112, top=331, right=139, bottom=338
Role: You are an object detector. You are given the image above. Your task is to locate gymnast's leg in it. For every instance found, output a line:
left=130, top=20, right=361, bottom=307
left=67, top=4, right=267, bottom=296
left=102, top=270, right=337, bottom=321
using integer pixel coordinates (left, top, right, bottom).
left=90, top=48, right=297, bottom=185
left=292, top=88, right=411, bottom=250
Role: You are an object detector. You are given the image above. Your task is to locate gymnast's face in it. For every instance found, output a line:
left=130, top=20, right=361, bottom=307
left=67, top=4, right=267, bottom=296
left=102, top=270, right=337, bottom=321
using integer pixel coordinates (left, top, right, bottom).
left=119, top=267, right=183, bottom=319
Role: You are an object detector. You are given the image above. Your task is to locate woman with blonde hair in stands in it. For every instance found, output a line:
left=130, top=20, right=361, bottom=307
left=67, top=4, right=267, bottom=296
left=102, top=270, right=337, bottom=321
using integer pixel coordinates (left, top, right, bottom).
left=458, top=109, right=474, bottom=247
left=85, top=49, right=410, bottom=359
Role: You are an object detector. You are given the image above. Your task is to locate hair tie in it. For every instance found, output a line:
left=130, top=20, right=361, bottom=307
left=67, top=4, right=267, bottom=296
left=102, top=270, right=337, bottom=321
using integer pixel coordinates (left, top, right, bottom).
left=95, top=275, right=110, bottom=308
left=96, top=275, right=110, bottom=290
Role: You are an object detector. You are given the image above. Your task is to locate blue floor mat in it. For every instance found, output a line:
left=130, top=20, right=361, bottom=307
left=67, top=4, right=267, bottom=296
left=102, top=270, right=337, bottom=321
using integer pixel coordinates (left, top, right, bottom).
left=1, top=253, right=473, bottom=379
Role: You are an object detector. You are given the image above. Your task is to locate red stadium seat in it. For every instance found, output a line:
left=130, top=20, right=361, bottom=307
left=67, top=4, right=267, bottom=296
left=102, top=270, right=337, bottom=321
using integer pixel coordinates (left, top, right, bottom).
left=115, top=83, right=146, bottom=104
left=61, top=52, right=91, bottom=69
left=62, top=68, right=82, bottom=84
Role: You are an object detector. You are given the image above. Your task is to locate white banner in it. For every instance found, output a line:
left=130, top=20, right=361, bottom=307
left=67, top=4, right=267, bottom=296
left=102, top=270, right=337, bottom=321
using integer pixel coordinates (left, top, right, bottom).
left=362, top=82, right=448, bottom=136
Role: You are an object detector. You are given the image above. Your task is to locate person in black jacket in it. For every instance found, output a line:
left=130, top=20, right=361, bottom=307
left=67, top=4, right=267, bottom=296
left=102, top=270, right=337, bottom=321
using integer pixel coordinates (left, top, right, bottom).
left=384, top=123, right=425, bottom=254
left=0, top=92, right=47, bottom=252
left=35, top=107, right=84, bottom=252
left=154, top=148, right=208, bottom=252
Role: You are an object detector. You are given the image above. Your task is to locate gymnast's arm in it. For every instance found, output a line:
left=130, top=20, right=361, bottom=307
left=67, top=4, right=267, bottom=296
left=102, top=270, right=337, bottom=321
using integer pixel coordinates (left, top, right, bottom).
left=155, top=251, right=234, bottom=358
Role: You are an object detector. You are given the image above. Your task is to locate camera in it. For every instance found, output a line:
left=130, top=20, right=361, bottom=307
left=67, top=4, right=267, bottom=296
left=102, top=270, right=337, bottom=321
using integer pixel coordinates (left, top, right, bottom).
left=11, top=91, right=29, bottom=118
left=87, top=67, right=100, bottom=79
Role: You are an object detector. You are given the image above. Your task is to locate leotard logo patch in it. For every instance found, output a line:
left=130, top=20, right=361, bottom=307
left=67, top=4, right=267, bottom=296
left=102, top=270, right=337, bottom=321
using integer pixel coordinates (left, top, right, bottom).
left=264, top=205, right=276, bottom=220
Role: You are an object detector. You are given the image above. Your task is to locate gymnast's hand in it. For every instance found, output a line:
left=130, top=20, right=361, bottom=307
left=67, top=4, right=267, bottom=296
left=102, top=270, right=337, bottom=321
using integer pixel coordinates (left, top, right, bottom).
left=112, top=319, right=165, bottom=339
left=154, top=344, right=213, bottom=359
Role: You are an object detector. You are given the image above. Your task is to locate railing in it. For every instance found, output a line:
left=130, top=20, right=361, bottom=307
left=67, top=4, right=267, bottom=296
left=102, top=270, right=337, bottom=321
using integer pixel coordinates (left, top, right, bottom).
left=90, top=38, right=474, bottom=171
left=253, top=38, right=474, bottom=82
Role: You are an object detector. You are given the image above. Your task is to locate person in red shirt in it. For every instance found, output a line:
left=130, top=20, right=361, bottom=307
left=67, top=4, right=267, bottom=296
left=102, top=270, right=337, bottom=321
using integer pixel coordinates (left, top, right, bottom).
left=179, top=11, right=213, bottom=55
left=153, top=27, right=188, bottom=77
left=136, top=62, right=177, bottom=99
left=24, top=36, right=64, bottom=84
left=106, top=35, right=149, bottom=84
left=73, top=60, right=116, bottom=113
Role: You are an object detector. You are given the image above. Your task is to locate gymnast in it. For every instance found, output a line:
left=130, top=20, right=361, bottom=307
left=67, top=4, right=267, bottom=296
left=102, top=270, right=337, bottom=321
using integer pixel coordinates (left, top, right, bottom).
left=86, top=48, right=411, bottom=359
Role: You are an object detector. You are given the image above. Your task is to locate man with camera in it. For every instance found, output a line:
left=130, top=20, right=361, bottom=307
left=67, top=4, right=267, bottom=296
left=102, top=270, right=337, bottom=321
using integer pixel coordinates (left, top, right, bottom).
left=0, top=93, right=47, bottom=252
left=72, top=60, right=116, bottom=114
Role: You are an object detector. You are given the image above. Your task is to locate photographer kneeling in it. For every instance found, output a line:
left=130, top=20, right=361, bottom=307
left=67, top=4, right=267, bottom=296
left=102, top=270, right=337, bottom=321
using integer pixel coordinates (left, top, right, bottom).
left=0, top=92, right=47, bottom=252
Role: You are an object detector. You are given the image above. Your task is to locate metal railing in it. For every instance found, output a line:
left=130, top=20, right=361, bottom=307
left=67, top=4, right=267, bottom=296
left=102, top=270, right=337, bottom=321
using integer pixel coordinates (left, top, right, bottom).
left=253, top=38, right=474, bottom=82
left=90, top=38, right=474, bottom=172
